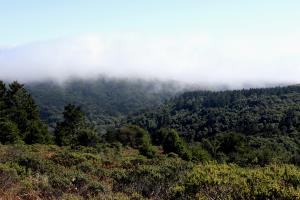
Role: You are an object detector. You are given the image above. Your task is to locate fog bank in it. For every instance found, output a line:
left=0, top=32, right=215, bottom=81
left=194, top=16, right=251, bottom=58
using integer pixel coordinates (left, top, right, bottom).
left=0, top=33, right=299, bottom=89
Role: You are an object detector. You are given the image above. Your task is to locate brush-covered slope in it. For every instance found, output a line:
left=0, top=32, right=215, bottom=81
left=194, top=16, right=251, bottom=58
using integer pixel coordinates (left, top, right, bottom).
left=1, top=144, right=300, bottom=199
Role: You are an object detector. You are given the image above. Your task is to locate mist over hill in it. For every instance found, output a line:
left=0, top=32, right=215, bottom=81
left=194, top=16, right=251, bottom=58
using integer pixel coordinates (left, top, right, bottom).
left=131, top=85, right=300, bottom=138
left=2, top=1, right=300, bottom=199
left=26, top=77, right=185, bottom=132
left=1, top=34, right=299, bottom=89
left=21, top=77, right=300, bottom=166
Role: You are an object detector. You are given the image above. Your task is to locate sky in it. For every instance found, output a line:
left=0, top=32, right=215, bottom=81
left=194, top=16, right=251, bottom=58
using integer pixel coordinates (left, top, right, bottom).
left=0, top=0, right=300, bottom=88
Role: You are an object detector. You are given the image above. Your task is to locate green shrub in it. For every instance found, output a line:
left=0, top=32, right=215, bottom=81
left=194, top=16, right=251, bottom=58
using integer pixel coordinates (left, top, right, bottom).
left=7, top=162, right=27, bottom=177
left=51, top=151, right=87, bottom=167
left=24, top=120, right=50, bottom=144
left=75, top=128, right=99, bottom=147
left=116, top=125, right=151, bottom=149
left=113, top=158, right=191, bottom=199
left=49, top=173, right=72, bottom=194
left=0, top=163, right=19, bottom=189
left=49, top=170, right=91, bottom=196
left=54, top=104, right=100, bottom=147
left=76, top=161, right=94, bottom=173
left=190, top=143, right=211, bottom=162
left=0, top=120, right=21, bottom=144
left=115, top=125, right=157, bottom=158
left=176, top=163, right=300, bottom=200
left=88, top=181, right=105, bottom=195
left=17, top=155, right=54, bottom=174
left=158, top=128, right=192, bottom=161
left=139, top=144, right=157, bottom=159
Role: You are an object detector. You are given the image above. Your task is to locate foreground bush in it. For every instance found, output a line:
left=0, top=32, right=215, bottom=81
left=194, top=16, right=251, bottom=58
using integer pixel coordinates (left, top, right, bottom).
left=0, top=144, right=300, bottom=199
left=174, top=163, right=300, bottom=200
left=155, top=128, right=192, bottom=161
left=109, top=125, right=157, bottom=158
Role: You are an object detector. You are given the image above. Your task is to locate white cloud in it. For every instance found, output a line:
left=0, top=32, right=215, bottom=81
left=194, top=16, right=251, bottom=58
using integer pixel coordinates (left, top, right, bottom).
left=0, top=33, right=299, bottom=88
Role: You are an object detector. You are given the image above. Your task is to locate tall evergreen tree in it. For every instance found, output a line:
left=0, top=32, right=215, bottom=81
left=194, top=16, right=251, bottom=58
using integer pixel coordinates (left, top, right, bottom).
left=0, top=81, right=6, bottom=120
left=0, top=81, right=50, bottom=144
left=155, top=128, right=192, bottom=160
left=0, top=120, right=21, bottom=144
left=54, top=104, right=98, bottom=146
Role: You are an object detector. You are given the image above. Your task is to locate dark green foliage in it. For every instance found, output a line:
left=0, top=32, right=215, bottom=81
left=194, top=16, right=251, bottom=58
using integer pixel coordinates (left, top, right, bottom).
left=24, top=120, right=50, bottom=144
left=116, top=125, right=151, bottom=148
left=3, top=79, right=300, bottom=167
left=217, top=132, right=245, bottom=154
left=131, top=85, right=300, bottom=165
left=26, top=78, right=177, bottom=132
left=109, top=125, right=156, bottom=158
left=76, top=128, right=99, bottom=146
left=0, top=120, right=21, bottom=144
left=139, top=144, right=157, bottom=159
left=156, top=128, right=192, bottom=161
left=190, top=142, right=211, bottom=162
left=0, top=81, right=6, bottom=113
left=131, top=85, right=300, bottom=138
left=54, top=104, right=99, bottom=146
left=0, top=81, right=50, bottom=144
left=291, top=153, right=300, bottom=166
left=54, top=104, right=84, bottom=145
left=3, top=79, right=300, bottom=198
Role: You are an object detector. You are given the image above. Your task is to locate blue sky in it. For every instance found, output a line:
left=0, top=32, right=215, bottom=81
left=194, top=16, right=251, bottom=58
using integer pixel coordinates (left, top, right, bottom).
left=0, top=1, right=299, bottom=87
left=1, top=0, right=300, bottom=45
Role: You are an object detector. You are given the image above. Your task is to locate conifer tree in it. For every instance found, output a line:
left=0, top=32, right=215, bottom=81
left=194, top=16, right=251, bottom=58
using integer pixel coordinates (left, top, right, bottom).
left=54, top=104, right=98, bottom=146
left=0, top=81, right=50, bottom=144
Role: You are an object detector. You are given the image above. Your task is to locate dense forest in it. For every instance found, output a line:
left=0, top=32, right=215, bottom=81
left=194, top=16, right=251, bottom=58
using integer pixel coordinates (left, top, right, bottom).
left=131, top=85, right=300, bottom=137
left=1, top=79, right=300, bottom=199
left=130, top=86, right=300, bottom=165
left=26, top=78, right=179, bottom=132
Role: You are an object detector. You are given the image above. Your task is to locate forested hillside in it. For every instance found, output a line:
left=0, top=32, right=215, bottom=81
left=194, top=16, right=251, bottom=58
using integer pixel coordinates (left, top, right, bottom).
left=23, top=81, right=300, bottom=166
left=26, top=78, right=178, bottom=131
left=130, top=86, right=300, bottom=165
left=1, top=80, right=300, bottom=199
left=131, top=85, right=300, bottom=137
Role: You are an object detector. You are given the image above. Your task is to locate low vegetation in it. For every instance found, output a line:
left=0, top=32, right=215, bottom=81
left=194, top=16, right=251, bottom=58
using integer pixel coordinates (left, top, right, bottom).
left=1, top=80, right=300, bottom=199
left=0, top=144, right=300, bottom=199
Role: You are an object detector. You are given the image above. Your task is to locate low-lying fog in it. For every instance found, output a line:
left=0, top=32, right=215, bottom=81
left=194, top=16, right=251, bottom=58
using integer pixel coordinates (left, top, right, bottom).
left=0, top=33, right=299, bottom=90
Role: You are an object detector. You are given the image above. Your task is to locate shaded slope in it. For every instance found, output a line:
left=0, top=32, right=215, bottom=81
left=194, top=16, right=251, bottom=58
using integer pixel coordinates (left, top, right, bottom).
left=26, top=78, right=178, bottom=131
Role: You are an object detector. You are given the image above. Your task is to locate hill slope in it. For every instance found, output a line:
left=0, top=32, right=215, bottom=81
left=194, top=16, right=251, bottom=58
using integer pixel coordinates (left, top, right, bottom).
left=129, top=86, right=300, bottom=165
left=26, top=78, right=179, bottom=131
left=131, top=85, right=300, bottom=139
left=1, top=144, right=300, bottom=199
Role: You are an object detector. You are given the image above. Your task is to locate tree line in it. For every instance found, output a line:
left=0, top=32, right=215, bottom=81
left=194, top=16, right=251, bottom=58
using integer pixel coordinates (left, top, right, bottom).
left=1, top=80, right=300, bottom=166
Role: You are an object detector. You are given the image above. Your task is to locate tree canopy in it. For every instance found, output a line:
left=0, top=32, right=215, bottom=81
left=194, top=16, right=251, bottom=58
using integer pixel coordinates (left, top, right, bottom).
left=0, top=81, right=50, bottom=144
